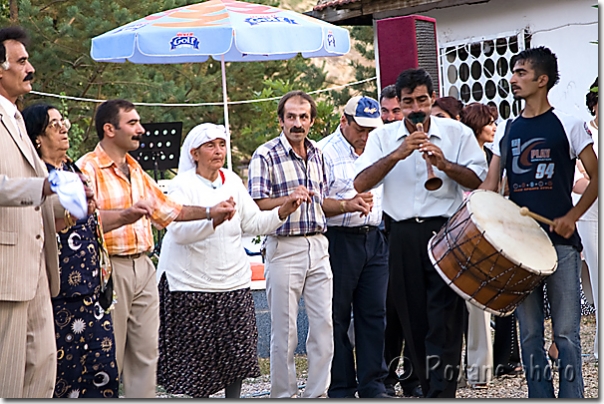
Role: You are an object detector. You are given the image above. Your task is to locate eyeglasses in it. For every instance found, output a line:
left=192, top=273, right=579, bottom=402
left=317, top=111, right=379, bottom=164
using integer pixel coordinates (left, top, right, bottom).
left=47, top=118, right=71, bottom=131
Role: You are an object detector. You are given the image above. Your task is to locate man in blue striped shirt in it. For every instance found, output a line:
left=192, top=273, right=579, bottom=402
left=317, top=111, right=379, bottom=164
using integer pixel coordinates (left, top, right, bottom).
left=318, top=96, right=390, bottom=398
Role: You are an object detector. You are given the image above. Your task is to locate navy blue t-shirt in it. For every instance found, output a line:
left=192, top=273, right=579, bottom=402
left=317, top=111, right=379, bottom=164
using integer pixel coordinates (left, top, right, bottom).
left=499, top=108, right=592, bottom=249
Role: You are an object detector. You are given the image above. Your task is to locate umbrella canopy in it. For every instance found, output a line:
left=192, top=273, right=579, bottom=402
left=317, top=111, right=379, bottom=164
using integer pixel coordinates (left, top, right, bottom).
left=91, top=0, right=351, bottom=170
left=91, top=0, right=350, bottom=63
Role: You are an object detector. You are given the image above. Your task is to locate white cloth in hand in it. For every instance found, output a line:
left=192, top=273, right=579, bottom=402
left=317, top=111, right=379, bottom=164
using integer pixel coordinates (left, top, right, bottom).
left=48, top=170, right=88, bottom=219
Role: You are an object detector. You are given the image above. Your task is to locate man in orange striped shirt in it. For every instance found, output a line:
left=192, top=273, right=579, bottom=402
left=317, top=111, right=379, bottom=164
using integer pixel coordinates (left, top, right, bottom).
left=78, top=99, right=236, bottom=398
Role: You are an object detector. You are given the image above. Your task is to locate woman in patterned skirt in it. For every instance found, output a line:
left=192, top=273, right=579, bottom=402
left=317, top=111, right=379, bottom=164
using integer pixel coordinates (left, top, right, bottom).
left=156, top=123, right=302, bottom=398
left=23, top=104, right=119, bottom=398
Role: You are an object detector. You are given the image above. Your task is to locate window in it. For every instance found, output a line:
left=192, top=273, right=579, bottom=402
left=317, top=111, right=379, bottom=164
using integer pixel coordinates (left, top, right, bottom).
left=439, top=30, right=530, bottom=119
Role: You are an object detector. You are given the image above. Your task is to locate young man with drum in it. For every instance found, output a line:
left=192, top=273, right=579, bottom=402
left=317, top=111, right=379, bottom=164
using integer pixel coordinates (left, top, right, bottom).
left=480, top=47, right=598, bottom=398
left=354, top=68, right=488, bottom=397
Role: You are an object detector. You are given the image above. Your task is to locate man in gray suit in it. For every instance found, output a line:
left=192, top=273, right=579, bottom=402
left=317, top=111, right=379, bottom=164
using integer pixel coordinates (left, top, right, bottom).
left=0, top=26, right=63, bottom=398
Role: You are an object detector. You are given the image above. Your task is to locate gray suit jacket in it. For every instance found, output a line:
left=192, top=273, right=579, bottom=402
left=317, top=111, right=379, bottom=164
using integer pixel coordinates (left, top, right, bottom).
left=0, top=103, right=60, bottom=300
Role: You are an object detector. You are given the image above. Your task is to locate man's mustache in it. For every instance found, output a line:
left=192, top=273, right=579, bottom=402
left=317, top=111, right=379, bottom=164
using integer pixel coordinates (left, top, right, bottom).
left=408, top=111, right=427, bottom=125
left=24, top=72, right=34, bottom=82
left=290, top=127, right=305, bottom=133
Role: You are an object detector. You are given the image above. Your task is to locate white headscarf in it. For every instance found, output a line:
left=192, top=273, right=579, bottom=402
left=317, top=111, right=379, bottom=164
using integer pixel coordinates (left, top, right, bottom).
left=177, top=123, right=228, bottom=173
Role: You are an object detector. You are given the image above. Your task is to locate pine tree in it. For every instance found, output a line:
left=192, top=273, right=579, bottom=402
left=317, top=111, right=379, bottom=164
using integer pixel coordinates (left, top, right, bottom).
left=5, top=0, right=339, bottom=170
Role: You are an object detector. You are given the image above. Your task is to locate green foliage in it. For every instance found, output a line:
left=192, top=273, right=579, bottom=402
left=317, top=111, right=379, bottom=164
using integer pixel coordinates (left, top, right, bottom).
left=0, top=0, right=7, bottom=19
left=5, top=0, right=348, bottom=172
left=331, top=25, right=377, bottom=107
left=237, top=76, right=340, bottom=158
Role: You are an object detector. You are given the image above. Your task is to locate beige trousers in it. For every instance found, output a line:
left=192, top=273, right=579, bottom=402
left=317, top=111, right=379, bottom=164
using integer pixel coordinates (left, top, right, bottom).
left=110, top=255, right=159, bottom=398
left=0, top=262, right=56, bottom=398
left=264, top=234, right=334, bottom=398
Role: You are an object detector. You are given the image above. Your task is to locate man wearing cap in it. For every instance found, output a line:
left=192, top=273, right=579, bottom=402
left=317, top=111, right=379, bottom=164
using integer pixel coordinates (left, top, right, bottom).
left=318, top=96, right=390, bottom=398
left=77, top=99, right=236, bottom=398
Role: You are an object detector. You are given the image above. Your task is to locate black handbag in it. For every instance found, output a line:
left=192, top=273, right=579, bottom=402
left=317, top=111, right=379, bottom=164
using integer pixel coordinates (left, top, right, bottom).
left=99, top=275, right=114, bottom=311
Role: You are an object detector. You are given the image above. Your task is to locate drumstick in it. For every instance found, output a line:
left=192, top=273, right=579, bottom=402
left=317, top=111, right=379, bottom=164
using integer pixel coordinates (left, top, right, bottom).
left=519, top=207, right=555, bottom=227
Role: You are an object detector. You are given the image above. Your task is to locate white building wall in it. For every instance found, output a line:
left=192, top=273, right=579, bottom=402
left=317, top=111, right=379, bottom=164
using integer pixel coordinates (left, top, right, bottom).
left=422, top=0, right=598, bottom=122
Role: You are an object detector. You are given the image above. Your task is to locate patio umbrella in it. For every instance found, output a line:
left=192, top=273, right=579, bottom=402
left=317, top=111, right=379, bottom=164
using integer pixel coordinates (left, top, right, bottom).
left=90, top=0, right=351, bottom=170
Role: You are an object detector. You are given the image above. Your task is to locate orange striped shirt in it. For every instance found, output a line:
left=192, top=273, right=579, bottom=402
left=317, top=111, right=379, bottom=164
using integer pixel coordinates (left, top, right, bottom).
left=77, top=143, right=182, bottom=255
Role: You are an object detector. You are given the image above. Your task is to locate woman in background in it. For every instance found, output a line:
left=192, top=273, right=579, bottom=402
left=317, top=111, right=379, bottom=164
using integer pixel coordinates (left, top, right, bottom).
left=571, top=77, right=598, bottom=361
left=460, top=102, right=497, bottom=159
left=431, top=96, right=463, bottom=120
left=460, top=102, right=523, bottom=382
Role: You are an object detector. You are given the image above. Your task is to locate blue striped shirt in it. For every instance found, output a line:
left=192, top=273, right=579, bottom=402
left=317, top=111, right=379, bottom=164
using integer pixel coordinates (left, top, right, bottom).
left=248, top=133, right=327, bottom=236
left=318, top=127, right=383, bottom=227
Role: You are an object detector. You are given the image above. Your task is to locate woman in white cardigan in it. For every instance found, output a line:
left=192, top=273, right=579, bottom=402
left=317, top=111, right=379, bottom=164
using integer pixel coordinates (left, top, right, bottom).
left=156, top=123, right=302, bottom=398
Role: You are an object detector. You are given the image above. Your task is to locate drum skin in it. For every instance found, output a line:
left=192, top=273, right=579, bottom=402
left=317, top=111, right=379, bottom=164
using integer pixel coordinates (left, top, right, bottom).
left=428, top=190, right=557, bottom=316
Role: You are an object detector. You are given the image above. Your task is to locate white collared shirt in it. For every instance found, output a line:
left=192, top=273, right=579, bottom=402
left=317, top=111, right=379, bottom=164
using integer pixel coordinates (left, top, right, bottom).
left=318, top=126, right=383, bottom=227
left=354, top=116, right=488, bottom=221
left=0, top=94, right=19, bottom=132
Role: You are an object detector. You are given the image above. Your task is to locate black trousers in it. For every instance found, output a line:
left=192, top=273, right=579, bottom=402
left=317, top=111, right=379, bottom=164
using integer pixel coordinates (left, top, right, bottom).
left=384, top=275, right=421, bottom=391
left=325, top=226, right=389, bottom=398
left=493, top=312, right=521, bottom=374
left=388, top=218, right=465, bottom=398
left=383, top=214, right=419, bottom=392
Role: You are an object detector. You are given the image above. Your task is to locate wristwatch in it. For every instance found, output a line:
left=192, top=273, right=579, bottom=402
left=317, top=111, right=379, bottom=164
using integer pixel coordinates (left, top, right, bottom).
left=206, top=206, right=212, bottom=221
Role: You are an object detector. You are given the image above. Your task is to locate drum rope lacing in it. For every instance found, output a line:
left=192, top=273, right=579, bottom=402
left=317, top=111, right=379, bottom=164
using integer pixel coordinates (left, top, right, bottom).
left=433, top=204, right=546, bottom=315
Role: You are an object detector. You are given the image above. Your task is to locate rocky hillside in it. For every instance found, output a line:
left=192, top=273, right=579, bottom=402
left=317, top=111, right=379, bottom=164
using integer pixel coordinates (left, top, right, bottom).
left=281, top=0, right=374, bottom=86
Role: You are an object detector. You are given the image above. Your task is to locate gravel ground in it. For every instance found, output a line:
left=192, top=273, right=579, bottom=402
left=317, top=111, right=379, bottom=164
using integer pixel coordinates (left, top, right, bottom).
left=155, top=313, right=598, bottom=398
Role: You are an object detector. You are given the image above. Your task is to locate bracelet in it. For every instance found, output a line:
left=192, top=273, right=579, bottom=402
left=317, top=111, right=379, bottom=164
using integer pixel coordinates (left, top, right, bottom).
left=206, top=206, right=212, bottom=221
left=64, top=210, right=76, bottom=228
left=339, top=200, right=346, bottom=213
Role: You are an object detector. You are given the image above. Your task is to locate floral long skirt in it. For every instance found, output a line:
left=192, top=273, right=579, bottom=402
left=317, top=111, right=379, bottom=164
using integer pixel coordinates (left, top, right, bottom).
left=157, top=274, right=261, bottom=397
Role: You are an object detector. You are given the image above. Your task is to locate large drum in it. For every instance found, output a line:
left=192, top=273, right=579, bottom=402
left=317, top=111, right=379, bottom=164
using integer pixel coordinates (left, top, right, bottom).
left=428, top=190, right=557, bottom=316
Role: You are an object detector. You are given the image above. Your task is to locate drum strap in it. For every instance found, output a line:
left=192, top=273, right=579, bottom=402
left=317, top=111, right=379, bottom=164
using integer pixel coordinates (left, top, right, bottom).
left=498, top=116, right=519, bottom=195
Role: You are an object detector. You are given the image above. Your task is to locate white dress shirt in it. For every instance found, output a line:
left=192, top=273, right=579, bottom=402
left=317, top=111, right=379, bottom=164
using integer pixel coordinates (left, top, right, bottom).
left=0, top=95, right=20, bottom=134
left=355, top=116, right=488, bottom=221
left=318, top=126, right=383, bottom=227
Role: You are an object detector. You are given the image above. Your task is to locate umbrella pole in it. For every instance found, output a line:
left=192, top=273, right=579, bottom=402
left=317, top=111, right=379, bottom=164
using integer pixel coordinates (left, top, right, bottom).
left=221, top=55, right=233, bottom=171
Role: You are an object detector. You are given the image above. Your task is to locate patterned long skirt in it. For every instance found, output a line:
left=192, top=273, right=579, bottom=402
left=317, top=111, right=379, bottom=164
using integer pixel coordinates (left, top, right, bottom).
left=53, top=215, right=118, bottom=398
left=157, top=275, right=261, bottom=397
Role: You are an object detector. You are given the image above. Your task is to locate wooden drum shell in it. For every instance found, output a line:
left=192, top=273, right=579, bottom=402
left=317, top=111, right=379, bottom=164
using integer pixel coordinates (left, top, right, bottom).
left=428, top=192, right=555, bottom=316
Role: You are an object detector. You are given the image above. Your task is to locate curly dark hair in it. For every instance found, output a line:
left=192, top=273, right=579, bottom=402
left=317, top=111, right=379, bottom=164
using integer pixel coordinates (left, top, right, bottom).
left=586, top=77, right=598, bottom=116
left=395, top=68, right=434, bottom=99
